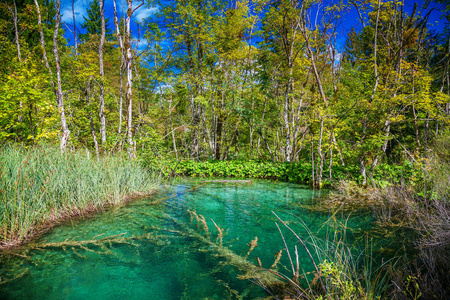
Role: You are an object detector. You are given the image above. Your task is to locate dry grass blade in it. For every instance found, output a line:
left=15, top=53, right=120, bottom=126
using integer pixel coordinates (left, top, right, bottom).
left=211, top=218, right=224, bottom=246
left=272, top=211, right=326, bottom=293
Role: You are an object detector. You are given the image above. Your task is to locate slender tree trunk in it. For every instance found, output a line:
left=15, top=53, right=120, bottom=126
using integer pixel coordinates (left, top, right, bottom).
left=329, top=135, right=333, bottom=181
left=53, top=0, right=70, bottom=150
left=360, top=0, right=381, bottom=185
left=168, top=96, right=178, bottom=160
left=118, top=61, right=124, bottom=135
left=317, top=116, right=324, bottom=187
left=371, top=120, right=390, bottom=171
left=125, top=1, right=134, bottom=158
left=8, top=0, right=23, bottom=123
left=311, top=134, right=315, bottom=188
left=413, top=105, right=421, bottom=148
left=223, top=118, right=241, bottom=160
left=215, top=90, right=225, bottom=160
left=257, top=97, right=268, bottom=158
left=8, top=0, right=21, bottom=62
left=35, top=0, right=54, bottom=90
left=185, top=35, right=200, bottom=161
left=84, top=81, right=99, bottom=159
left=299, top=8, right=331, bottom=187
left=114, top=0, right=141, bottom=158
left=35, top=0, right=70, bottom=150
left=72, top=0, right=78, bottom=56
left=284, top=76, right=292, bottom=162
left=99, top=0, right=106, bottom=145
left=425, top=112, right=430, bottom=152
left=250, top=98, right=254, bottom=157
left=332, top=130, right=345, bottom=166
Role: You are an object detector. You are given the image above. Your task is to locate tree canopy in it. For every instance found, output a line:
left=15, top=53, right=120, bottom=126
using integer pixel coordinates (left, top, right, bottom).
left=0, top=0, right=448, bottom=185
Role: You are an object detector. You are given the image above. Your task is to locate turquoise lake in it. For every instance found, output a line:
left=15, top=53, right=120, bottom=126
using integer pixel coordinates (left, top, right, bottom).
left=0, top=180, right=389, bottom=299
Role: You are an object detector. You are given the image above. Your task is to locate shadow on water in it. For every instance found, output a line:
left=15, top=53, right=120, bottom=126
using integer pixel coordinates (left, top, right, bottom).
left=0, top=180, right=398, bottom=299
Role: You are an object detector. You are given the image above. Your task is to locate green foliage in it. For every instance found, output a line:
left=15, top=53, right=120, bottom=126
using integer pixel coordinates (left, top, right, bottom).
left=79, top=0, right=112, bottom=41
left=143, top=156, right=420, bottom=188
left=155, top=159, right=349, bottom=185
left=0, top=59, right=58, bottom=144
left=0, top=144, right=160, bottom=246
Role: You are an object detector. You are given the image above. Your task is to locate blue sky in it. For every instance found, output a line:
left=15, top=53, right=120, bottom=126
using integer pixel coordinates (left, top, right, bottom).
left=59, top=0, right=447, bottom=52
left=60, top=0, right=157, bottom=50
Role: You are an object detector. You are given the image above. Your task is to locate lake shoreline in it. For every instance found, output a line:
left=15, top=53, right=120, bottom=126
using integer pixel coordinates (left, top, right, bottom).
left=0, top=190, right=159, bottom=253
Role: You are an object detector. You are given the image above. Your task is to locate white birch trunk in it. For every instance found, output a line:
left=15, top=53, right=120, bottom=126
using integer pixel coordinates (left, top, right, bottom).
left=72, top=0, right=78, bottom=56
left=35, top=0, right=69, bottom=151
left=53, top=0, right=70, bottom=150
left=8, top=0, right=21, bottom=62
left=125, top=0, right=134, bottom=158
left=99, top=0, right=106, bottom=144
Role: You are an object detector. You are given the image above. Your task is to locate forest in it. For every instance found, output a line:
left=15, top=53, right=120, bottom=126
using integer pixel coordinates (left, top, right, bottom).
left=0, top=0, right=447, bottom=184
left=0, top=0, right=449, bottom=299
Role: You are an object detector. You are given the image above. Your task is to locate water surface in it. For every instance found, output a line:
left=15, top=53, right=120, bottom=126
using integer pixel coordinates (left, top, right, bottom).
left=0, top=180, right=377, bottom=299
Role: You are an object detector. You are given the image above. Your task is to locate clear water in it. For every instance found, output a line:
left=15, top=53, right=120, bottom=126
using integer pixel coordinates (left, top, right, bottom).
left=0, top=180, right=378, bottom=299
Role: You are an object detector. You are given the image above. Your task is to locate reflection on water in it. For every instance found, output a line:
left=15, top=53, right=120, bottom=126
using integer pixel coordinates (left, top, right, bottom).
left=0, top=180, right=376, bottom=299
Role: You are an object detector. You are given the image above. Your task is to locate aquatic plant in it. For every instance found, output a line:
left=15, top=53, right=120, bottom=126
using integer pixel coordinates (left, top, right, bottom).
left=254, top=212, right=394, bottom=300
left=321, top=138, right=450, bottom=299
left=0, top=144, right=159, bottom=248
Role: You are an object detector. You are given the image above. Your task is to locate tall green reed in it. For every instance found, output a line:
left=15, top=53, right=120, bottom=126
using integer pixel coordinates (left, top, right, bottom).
left=261, top=212, right=394, bottom=300
left=0, top=145, right=159, bottom=247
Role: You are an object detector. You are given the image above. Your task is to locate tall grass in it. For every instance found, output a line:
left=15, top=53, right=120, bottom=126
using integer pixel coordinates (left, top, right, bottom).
left=257, top=213, right=394, bottom=300
left=296, top=134, right=450, bottom=299
left=0, top=145, right=159, bottom=247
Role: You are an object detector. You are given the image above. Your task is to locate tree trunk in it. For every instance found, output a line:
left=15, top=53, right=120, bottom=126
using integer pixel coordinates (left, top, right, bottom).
left=360, top=0, right=381, bottom=185
left=53, top=0, right=70, bottom=151
left=84, top=81, right=99, bottom=159
left=284, top=76, right=292, bottom=162
left=118, top=61, right=124, bottom=135
left=8, top=0, right=21, bottom=62
left=168, top=96, right=178, bottom=160
left=99, top=0, right=106, bottom=145
left=125, top=1, right=134, bottom=158
left=8, top=0, right=23, bottom=123
left=311, top=135, right=315, bottom=188
left=215, top=90, right=225, bottom=160
left=34, top=0, right=54, bottom=90
left=317, top=116, right=324, bottom=187
left=72, top=0, right=78, bottom=56
left=114, top=0, right=140, bottom=158
left=35, top=0, right=70, bottom=151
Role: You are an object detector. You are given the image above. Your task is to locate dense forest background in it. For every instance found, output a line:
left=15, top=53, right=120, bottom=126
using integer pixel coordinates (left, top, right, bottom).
left=1, top=0, right=449, bottom=185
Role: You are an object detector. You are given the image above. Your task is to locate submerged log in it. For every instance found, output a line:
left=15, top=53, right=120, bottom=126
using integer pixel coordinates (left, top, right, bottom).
left=28, top=231, right=178, bottom=252
left=203, top=180, right=253, bottom=183
left=167, top=213, right=282, bottom=288
left=22, top=210, right=282, bottom=293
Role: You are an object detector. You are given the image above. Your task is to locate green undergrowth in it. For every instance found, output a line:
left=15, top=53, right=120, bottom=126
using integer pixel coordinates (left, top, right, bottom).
left=145, top=158, right=418, bottom=187
left=155, top=159, right=346, bottom=185
left=0, top=145, right=159, bottom=248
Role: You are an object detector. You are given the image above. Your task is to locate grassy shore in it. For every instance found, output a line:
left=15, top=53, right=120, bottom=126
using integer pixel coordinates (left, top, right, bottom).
left=0, top=145, right=159, bottom=249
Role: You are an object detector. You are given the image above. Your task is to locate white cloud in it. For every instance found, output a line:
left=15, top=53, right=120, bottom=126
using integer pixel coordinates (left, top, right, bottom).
left=115, top=1, right=158, bottom=23
left=60, top=0, right=88, bottom=25
left=134, top=38, right=148, bottom=51
left=133, top=6, right=157, bottom=23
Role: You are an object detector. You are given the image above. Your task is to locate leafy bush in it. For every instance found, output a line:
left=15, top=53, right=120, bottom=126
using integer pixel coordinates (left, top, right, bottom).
left=160, top=159, right=320, bottom=183
left=148, top=157, right=418, bottom=187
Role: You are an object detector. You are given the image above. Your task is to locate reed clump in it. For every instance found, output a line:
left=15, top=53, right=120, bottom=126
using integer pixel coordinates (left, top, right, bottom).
left=259, top=213, right=394, bottom=300
left=303, top=135, right=450, bottom=299
left=0, top=144, right=159, bottom=249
